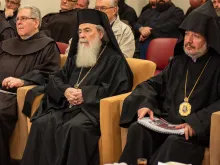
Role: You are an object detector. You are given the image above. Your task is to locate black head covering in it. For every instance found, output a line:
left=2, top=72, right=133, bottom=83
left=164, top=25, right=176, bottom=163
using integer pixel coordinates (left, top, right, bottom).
left=179, top=0, right=220, bottom=54
left=68, top=8, right=133, bottom=81
left=69, top=9, right=123, bottom=57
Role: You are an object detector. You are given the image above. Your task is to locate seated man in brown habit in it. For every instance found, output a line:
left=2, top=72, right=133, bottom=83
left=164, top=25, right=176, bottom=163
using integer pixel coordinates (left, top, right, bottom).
left=0, top=6, right=60, bottom=165
left=21, top=9, right=133, bottom=165
left=119, top=1, right=220, bottom=165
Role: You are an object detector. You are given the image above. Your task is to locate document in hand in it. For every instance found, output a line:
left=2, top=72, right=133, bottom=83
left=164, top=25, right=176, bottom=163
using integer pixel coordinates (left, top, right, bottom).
left=138, top=117, right=184, bottom=135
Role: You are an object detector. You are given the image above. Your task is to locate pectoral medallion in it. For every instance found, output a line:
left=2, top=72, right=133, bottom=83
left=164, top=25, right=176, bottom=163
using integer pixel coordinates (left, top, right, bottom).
left=179, top=98, right=191, bottom=116
left=74, top=83, right=79, bottom=89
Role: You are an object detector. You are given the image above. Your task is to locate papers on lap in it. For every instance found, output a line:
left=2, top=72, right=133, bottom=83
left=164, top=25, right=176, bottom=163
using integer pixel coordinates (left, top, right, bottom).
left=138, top=117, right=184, bottom=135
left=158, top=162, right=192, bottom=165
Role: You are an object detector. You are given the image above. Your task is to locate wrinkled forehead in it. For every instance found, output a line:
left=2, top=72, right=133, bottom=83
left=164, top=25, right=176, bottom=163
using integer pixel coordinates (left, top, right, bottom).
left=79, top=23, right=97, bottom=30
left=17, top=8, right=31, bottom=17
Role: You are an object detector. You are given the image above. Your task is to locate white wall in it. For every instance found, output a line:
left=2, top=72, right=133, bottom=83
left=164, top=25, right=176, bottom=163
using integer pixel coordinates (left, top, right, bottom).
left=0, top=0, right=190, bottom=17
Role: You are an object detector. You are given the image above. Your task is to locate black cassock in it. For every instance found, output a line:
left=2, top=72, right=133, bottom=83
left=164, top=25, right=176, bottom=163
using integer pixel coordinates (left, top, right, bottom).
left=0, top=21, right=16, bottom=42
left=120, top=51, right=220, bottom=165
left=0, top=31, right=60, bottom=165
left=41, top=9, right=78, bottom=44
left=21, top=45, right=133, bottom=165
left=118, top=0, right=137, bottom=28
left=135, top=4, right=184, bottom=38
left=0, top=10, right=17, bottom=31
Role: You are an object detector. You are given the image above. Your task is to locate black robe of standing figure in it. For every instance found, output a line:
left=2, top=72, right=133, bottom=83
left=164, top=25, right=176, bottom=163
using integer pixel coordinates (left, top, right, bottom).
left=0, top=21, right=16, bottom=42
left=21, top=9, right=133, bottom=165
left=41, top=9, right=78, bottom=44
left=0, top=31, right=60, bottom=165
left=120, top=51, right=220, bottom=165
left=118, top=0, right=137, bottom=28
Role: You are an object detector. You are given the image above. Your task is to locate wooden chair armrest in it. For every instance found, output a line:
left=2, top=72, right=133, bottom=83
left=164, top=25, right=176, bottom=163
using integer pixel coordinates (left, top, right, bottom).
left=100, top=92, right=131, bottom=164
left=210, top=111, right=220, bottom=165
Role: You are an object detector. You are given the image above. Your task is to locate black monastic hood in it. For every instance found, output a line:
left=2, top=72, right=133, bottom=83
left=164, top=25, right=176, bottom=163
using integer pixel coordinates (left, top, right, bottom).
left=179, top=0, right=220, bottom=54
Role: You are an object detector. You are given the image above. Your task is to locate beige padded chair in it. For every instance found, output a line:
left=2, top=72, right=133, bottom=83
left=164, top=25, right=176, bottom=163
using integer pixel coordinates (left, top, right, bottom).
left=9, top=58, right=156, bottom=165
left=99, top=65, right=220, bottom=165
left=9, top=54, right=68, bottom=160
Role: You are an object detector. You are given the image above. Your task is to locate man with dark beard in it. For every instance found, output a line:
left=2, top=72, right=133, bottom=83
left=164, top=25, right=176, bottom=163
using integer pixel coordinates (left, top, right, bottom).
left=140, top=0, right=157, bottom=15
left=135, top=0, right=184, bottom=59
left=21, top=9, right=133, bottom=165
left=119, top=1, right=220, bottom=165
left=0, top=1, right=16, bottom=41
left=0, top=5, right=60, bottom=165
left=41, top=0, right=78, bottom=43
left=118, top=0, right=137, bottom=28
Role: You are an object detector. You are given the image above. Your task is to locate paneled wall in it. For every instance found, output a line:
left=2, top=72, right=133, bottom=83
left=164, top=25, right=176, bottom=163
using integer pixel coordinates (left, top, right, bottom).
left=0, top=0, right=190, bottom=17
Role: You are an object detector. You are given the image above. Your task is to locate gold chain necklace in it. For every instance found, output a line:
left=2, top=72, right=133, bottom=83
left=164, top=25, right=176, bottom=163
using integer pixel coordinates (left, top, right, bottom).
left=179, top=56, right=211, bottom=116
left=74, top=44, right=107, bottom=89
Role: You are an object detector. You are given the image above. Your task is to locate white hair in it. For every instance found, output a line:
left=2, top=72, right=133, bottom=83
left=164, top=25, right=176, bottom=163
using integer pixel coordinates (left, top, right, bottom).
left=96, top=25, right=109, bottom=43
left=19, top=5, right=42, bottom=29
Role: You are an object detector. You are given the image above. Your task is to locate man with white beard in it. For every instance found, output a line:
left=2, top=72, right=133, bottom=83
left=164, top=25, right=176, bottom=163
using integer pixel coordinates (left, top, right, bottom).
left=21, top=9, right=133, bottom=165
left=119, top=1, right=220, bottom=165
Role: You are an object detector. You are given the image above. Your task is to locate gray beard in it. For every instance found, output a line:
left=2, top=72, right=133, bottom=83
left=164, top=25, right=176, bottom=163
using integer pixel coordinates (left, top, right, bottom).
left=215, top=8, right=220, bottom=16
left=76, top=36, right=102, bottom=68
left=183, top=42, right=208, bottom=60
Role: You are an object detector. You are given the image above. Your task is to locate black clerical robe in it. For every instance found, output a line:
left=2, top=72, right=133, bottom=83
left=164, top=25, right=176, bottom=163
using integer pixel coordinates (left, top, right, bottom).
left=118, top=3, right=137, bottom=28
left=0, top=31, right=60, bottom=165
left=120, top=51, right=220, bottom=165
left=0, top=21, right=16, bottom=42
left=0, top=10, right=17, bottom=31
left=41, top=9, right=78, bottom=44
left=135, top=4, right=184, bottom=38
left=21, top=45, right=133, bottom=165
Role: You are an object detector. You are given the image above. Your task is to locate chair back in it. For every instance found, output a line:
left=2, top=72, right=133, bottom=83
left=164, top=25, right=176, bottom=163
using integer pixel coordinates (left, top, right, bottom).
left=60, top=54, right=68, bottom=68
left=146, top=38, right=177, bottom=72
left=56, top=42, right=68, bottom=54
left=126, top=58, right=156, bottom=90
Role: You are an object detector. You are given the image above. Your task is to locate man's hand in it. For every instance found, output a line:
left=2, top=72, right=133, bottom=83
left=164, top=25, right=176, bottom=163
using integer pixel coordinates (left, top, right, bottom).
left=175, top=123, right=195, bottom=140
left=137, top=107, right=154, bottom=120
left=5, top=8, right=14, bottom=18
left=2, top=77, right=24, bottom=88
left=139, top=27, right=152, bottom=37
left=64, top=88, right=84, bottom=105
left=139, top=35, right=148, bottom=42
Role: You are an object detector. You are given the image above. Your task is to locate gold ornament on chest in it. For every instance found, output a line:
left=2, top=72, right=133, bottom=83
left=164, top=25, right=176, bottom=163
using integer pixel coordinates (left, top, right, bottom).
left=179, top=56, right=211, bottom=116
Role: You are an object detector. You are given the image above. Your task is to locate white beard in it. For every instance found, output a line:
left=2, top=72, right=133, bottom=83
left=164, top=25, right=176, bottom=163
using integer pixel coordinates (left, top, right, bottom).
left=76, top=36, right=102, bottom=68
left=184, top=42, right=208, bottom=60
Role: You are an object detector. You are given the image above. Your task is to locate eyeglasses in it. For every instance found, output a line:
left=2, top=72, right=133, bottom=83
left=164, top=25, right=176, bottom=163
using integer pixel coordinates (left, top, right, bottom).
left=5, top=0, right=20, bottom=5
left=16, top=16, right=36, bottom=22
left=94, top=6, right=115, bottom=11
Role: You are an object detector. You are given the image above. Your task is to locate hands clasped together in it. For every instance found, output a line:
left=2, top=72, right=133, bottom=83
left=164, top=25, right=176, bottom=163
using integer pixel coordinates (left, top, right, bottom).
left=64, top=88, right=84, bottom=106
left=139, top=26, right=152, bottom=42
left=2, top=77, right=24, bottom=89
left=137, top=107, right=195, bottom=140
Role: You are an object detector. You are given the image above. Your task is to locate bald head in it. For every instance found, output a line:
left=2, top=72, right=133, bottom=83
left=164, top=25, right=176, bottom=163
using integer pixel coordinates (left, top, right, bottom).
left=189, top=0, right=203, bottom=8
left=75, top=0, right=90, bottom=9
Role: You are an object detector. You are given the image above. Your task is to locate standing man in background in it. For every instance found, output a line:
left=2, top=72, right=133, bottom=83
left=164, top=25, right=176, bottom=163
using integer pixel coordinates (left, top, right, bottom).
left=141, top=0, right=157, bottom=15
